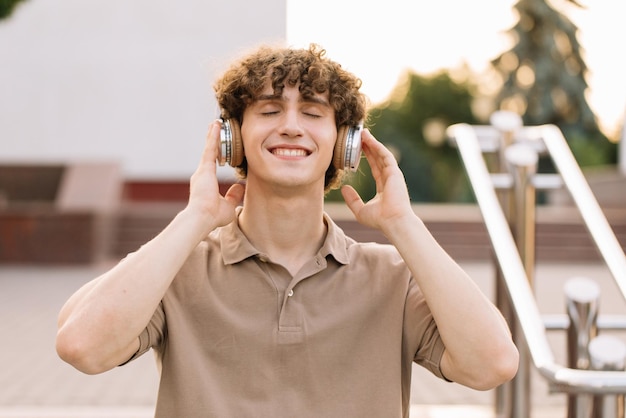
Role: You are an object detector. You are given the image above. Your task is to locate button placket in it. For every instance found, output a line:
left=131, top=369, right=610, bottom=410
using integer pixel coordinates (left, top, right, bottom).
left=278, top=284, right=303, bottom=344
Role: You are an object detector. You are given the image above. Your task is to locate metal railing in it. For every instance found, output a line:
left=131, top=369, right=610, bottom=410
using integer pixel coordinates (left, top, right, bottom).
left=447, top=116, right=626, bottom=417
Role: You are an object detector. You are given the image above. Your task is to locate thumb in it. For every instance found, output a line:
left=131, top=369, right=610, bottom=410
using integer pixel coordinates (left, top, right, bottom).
left=224, top=183, right=245, bottom=206
left=341, top=185, right=364, bottom=217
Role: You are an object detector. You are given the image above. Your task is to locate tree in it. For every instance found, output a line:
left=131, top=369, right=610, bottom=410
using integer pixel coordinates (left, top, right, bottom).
left=491, top=0, right=616, bottom=166
left=338, top=70, right=479, bottom=203
left=0, top=0, right=27, bottom=20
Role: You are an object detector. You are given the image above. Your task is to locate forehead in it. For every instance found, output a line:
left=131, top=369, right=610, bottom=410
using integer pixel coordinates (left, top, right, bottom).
left=256, top=81, right=330, bottom=104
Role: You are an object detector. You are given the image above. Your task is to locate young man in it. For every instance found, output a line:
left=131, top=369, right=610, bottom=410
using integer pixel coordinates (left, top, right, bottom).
left=56, top=44, right=518, bottom=417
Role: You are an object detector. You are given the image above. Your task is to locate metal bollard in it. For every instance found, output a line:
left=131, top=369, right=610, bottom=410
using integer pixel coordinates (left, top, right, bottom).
left=490, top=111, right=523, bottom=418
left=505, top=143, right=538, bottom=287
left=590, top=335, right=626, bottom=418
left=492, top=110, right=523, bottom=220
left=565, top=277, right=601, bottom=418
left=505, top=142, right=538, bottom=418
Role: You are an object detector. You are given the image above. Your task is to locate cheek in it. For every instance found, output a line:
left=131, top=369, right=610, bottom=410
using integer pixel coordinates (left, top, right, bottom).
left=322, top=126, right=338, bottom=153
left=328, top=131, right=339, bottom=159
left=239, top=124, right=262, bottom=154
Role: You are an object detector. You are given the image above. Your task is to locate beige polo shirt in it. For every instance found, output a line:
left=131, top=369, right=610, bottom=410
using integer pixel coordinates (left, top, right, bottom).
left=129, top=213, right=447, bottom=418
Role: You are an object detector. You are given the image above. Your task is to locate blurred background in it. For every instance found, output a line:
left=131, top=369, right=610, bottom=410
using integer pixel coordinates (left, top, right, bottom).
left=1, top=0, right=624, bottom=263
left=0, top=0, right=625, bottom=416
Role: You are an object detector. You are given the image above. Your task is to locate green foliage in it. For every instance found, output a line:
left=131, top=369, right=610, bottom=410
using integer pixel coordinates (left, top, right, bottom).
left=335, top=71, right=480, bottom=203
left=492, top=0, right=615, bottom=167
left=330, top=0, right=617, bottom=206
left=0, top=0, right=27, bottom=20
left=563, top=126, right=618, bottom=167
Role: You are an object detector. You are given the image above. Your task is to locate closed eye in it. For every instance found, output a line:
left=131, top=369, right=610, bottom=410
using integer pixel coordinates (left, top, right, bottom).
left=301, top=104, right=327, bottom=119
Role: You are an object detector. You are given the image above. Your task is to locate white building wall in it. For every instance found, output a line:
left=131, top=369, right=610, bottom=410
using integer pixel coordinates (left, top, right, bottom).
left=0, top=0, right=286, bottom=180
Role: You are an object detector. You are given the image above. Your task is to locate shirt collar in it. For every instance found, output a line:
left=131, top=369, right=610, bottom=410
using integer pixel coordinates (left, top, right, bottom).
left=218, top=208, right=350, bottom=266
left=320, top=212, right=350, bottom=265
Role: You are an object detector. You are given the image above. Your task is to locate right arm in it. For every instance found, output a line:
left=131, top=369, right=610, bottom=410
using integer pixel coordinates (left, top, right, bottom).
left=56, top=121, right=245, bottom=374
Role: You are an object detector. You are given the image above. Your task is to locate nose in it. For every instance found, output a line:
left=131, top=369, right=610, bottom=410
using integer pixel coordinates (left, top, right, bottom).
left=279, top=109, right=304, bottom=138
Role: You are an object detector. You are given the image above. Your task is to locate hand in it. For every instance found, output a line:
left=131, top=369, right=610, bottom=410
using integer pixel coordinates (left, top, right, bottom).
left=341, top=129, right=415, bottom=234
left=187, top=121, right=245, bottom=231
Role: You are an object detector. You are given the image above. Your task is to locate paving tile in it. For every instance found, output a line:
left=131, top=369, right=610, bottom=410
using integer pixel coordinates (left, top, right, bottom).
left=0, top=260, right=621, bottom=417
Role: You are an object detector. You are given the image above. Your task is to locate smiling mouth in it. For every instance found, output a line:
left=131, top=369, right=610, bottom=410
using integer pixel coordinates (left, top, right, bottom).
left=271, top=148, right=309, bottom=157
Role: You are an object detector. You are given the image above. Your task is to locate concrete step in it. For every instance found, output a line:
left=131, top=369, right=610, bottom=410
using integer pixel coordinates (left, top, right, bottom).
left=112, top=203, right=626, bottom=262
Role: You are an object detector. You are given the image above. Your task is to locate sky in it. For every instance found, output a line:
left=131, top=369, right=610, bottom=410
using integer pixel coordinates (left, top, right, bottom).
left=286, top=0, right=626, bottom=139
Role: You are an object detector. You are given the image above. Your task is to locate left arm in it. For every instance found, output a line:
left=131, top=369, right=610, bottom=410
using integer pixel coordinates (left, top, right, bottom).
left=341, top=129, right=518, bottom=390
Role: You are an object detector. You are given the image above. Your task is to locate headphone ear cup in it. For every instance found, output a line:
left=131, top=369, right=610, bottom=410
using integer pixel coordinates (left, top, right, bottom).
left=333, top=124, right=363, bottom=172
left=333, top=125, right=349, bottom=170
left=229, top=119, right=245, bottom=167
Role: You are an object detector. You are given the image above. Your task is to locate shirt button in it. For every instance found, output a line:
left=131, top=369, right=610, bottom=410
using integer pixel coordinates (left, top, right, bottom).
left=288, top=289, right=294, bottom=297
left=257, top=255, right=268, bottom=263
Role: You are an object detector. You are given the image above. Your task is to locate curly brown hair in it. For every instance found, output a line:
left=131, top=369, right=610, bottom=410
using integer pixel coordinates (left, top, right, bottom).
left=213, top=44, right=368, bottom=191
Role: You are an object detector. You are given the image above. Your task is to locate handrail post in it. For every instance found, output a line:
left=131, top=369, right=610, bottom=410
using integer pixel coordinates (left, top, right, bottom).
left=565, top=277, right=601, bottom=417
left=506, top=142, right=539, bottom=418
left=505, top=144, right=538, bottom=287
left=590, top=335, right=626, bottom=418
left=491, top=111, right=522, bottom=217
left=447, top=121, right=626, bottom=407
left=490, top=111, right=524, bottom=418
left=539, top=125, right=626, bottom=299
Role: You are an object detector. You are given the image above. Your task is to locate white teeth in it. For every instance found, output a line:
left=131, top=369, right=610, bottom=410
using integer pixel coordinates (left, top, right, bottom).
left=273, top=148, right=307, bottom=157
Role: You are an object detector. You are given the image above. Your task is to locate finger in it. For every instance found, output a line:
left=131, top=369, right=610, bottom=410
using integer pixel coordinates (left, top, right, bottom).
left=360, top=137, right=386, bottom=192
left=200, top=121, right=221, bottom=165
left=191, top=122, right=221, bottom=185
left=361, top=130, right=392, bottom=179
left=340, top=185, right=365, bottom=217
left=363, top=130, right=397, bottom=165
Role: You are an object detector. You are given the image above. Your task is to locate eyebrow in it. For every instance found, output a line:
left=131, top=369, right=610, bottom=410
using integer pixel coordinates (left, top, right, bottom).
left=255, top=93, right=331, bottom=108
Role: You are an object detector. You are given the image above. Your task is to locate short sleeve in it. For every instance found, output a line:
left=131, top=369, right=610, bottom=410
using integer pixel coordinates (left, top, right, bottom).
left=119, top=301, right=166, bottom=365
left=403, top=277, right=449, bottom=381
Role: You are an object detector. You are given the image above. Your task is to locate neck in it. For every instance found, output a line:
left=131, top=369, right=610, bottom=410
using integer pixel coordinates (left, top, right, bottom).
left=238, top=181, right=327, bottom=275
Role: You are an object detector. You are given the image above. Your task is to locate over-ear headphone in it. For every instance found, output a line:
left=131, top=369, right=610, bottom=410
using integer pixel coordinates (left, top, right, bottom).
left=218, top=119, right=363, bottom=172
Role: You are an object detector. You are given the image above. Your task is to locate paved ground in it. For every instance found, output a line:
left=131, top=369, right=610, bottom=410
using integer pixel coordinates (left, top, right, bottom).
left=0, top=259, right=624, bottom=417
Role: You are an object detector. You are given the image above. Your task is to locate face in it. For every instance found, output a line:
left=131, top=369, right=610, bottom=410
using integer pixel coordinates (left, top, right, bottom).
left=240, top=83, right=337, bottom=192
